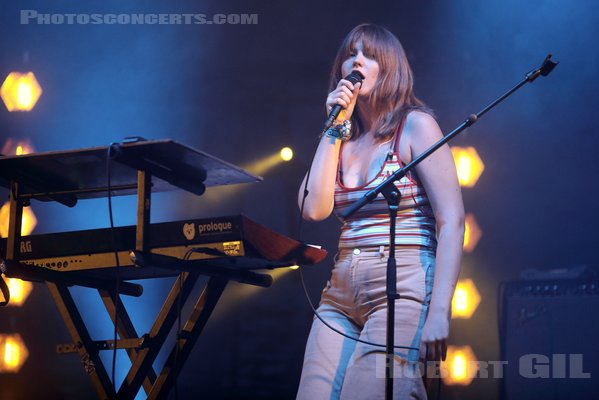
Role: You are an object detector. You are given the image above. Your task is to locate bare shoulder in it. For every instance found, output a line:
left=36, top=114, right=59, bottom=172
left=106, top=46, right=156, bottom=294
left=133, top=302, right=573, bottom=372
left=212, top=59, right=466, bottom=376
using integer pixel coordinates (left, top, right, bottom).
left=403, top=110, right=443, bottom=147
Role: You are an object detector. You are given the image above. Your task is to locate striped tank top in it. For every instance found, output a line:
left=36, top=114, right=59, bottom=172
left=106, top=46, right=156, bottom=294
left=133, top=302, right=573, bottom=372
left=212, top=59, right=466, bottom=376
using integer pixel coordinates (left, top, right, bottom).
left=333, top=116, right=437, bottom=250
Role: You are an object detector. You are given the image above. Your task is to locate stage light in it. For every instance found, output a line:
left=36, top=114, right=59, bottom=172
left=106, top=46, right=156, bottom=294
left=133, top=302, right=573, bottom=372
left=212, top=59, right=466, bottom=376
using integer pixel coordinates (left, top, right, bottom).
left=450, top=146, right=484, bottom=188
left=1, top=72, right=43, bottom=112
left=442, top=345, right=478, bottom=386
left=452, top=278, right=481, bottom=319
left=280, top=147, right=293, bottom=161
left=289, top=265, right=299, bottom=270
left=243, top=148, right=290, bottom=176
left=463, top=213, right=482, bottom=253
left=1, top=278, right=33, bottom=307
left=0, top=139, right=38, bottom=237
left=0, top=202, right=38, bottom=238
left=1, top=138, right=35, bottom=156
left=0, top=334, right=29, bottom=373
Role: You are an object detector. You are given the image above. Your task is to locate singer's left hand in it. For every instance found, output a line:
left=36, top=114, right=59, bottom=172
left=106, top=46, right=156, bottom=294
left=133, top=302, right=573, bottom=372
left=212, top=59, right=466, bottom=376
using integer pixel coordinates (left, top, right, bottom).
left=419, top=309, right=450, bottom=362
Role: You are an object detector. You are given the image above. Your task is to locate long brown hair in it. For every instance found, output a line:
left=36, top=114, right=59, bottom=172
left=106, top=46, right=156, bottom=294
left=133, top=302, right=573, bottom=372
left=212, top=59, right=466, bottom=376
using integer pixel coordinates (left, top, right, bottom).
left=329, top=23, right=432, bottom=141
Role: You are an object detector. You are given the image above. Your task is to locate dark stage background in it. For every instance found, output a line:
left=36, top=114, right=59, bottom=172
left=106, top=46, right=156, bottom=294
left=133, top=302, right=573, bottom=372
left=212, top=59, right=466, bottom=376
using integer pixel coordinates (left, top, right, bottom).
left=1, top=0, right=598, bottom=399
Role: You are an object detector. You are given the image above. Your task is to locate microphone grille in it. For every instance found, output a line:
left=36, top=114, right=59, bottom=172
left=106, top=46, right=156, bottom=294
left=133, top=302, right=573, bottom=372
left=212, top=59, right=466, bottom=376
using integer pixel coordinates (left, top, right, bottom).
left=346, top=70, right=365, bottom=85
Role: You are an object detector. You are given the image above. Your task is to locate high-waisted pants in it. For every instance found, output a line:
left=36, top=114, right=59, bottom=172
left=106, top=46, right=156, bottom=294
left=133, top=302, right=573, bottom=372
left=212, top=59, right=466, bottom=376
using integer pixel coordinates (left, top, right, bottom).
left=297, top=246, right=435, bottom=400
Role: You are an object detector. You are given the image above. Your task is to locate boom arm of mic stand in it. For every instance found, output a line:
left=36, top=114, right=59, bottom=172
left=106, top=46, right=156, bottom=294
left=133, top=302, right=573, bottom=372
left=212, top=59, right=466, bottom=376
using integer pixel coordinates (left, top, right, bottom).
left=340, top=114, right=476, bottom=219
left=341, top=54, right=558, bottom=220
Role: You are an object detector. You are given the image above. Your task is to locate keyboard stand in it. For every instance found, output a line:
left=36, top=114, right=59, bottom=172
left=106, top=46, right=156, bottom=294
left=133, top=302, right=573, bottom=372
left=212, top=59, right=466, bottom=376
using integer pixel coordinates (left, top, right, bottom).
left=0, top=140, right=325, bottom=399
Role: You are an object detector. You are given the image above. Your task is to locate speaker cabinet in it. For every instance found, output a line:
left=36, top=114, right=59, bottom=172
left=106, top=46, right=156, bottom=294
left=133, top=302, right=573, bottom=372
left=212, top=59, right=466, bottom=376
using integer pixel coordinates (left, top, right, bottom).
left=500, top=279, right=599, bottom=399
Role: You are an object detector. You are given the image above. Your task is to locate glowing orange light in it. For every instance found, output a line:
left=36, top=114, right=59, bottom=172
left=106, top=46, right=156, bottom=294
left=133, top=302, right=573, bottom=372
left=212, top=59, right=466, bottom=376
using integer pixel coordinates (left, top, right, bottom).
left=450, top=147, right=484, bottom=188
left=1, top=279, right=33, bottom=307
left=0, top=202, right=37, bottom=238
left=280, top=147, right=293, bottom=162
left=1, top=72, right=43, bottom=111
left=463, top=213, right=482, bottom=253
left=1, top=138, right=35, bottom=156
left=442, top=345, right=478, bottom=386
left=0, top=334, right=29, bottom=373
left=452, top=278, right=481, bottom=319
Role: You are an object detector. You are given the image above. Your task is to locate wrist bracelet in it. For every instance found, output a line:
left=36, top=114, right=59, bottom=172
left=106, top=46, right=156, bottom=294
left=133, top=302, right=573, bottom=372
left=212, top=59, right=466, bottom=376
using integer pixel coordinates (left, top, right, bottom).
left=321, top=120, right=352, bottom=141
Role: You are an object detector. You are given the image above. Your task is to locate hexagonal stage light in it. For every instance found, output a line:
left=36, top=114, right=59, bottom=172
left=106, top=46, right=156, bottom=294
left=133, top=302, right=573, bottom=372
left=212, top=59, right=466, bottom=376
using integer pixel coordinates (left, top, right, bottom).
left=1, top=279, right=33, bottom=307
left=450, top=146, right=484, bottom=188
left=463, top=213, right=482, bottom=253
left=442, top=345, right=478, bottom=386
left=0, top=334, right=29, bottom=373
left=0, top=202, right=37, bottom=238
left=1, top=138, right=36, bottom=156
left=1, top=72, right=43, bottom=112
left=452, top=278, right=481, bottom=319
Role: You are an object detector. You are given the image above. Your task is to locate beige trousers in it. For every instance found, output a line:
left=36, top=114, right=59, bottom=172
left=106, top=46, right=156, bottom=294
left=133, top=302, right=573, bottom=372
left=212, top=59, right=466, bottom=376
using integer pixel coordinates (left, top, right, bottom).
left=297, top=246, right=435, bottom=400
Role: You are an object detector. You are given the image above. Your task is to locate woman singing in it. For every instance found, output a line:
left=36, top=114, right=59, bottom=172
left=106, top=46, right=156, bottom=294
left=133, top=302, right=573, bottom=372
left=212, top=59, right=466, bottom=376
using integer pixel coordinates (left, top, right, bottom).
left=296, top=24, right=464, bottom=399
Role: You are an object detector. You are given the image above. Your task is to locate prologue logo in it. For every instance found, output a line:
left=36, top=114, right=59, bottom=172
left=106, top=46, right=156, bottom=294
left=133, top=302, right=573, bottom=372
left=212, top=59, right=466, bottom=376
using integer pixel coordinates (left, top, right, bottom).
left=197, top=221, right=233, bottom=235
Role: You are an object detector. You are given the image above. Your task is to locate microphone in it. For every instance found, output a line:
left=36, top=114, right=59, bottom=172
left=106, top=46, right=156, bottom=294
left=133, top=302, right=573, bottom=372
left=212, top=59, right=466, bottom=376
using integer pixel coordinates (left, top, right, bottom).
left=324, top=70, right=365, bottom=129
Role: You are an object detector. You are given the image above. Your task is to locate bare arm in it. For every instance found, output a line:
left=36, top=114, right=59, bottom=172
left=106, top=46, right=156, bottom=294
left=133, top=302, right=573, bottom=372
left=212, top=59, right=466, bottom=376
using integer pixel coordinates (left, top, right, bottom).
left=404, top=111, right=465, bottom=362
left=298, top=80, right=360, bottom=221
left=297, top=136, right=341, bottom=221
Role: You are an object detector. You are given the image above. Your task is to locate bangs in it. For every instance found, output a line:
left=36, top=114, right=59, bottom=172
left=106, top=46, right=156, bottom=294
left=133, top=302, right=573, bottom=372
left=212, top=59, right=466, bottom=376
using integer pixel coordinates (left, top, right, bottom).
left=341, top=25, right=398, bottom=68
left=329, top=23, right=428, bottom=141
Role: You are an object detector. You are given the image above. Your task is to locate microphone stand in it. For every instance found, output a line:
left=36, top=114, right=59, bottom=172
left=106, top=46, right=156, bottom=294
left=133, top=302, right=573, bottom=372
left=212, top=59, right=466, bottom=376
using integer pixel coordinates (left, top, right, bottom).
left=340, top=54, right=558, bottom=400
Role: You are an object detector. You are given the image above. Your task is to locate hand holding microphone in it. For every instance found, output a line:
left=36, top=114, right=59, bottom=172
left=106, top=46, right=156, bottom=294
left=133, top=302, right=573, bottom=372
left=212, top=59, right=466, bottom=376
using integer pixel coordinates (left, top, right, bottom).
left=324, top=71, right=365, bottom=129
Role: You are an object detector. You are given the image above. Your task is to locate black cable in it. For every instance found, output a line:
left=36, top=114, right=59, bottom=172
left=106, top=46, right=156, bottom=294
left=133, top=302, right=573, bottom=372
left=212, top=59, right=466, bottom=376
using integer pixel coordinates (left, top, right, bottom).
left=107, top=143, right=122, bottom=393
left=296, top=266, right=417, bottom=352
left=0, top=274, right=10, bottom=307
left=296, top=136, right=418, bottom=352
